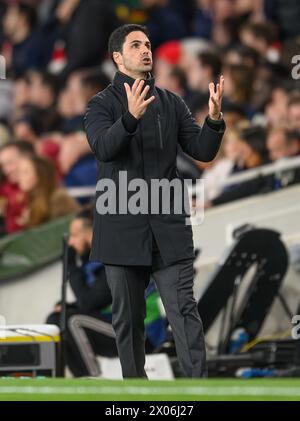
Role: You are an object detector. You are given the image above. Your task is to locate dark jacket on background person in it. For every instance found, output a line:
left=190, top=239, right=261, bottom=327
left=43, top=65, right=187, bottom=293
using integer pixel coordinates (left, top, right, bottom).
left=60, top=0, right=120, bottom=78
left=83, top=71, right=225, bottom=266
left=68, top=249, right=111, bottom=314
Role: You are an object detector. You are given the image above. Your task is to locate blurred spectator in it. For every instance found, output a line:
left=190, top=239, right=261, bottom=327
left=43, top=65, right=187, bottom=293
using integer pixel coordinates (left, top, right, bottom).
left=59, top=69, right=110, bottom=132
left=26, top=70, right=60, bottom=110
left=13, top=75, right=30, bottom=112
left=0, top=140, right=34, bottom=235
left=221, top=99, right=247, bottom=128
left=265, top=0, right=300, bottom=40
left=141, top=0, right=187, bottom=50
left=266, top=127, right=300, bottom=189
left=223, top=64, right=255, bottom=116
left=267, top=127, right=300, bottom=161
left=224, top=44, right=259, bottom=69
left=186, top=51, right=222, bottom=93
left=288, top=92, right=300, bottom=133
left=55, top=0, right=120, bottom=78
left=202, top=125, right=246, bottom=202
left=264, top=84, right=289, bottom=127
left=2, top=1, right=49, bottom=77
left=154, top=40, right=182, bottom=89
left=239, top=21, right=279, bottom=60
left=158, top=67, right=197, bottom=107
left=209, top=126, right=270, bottom=206
left=17, top=154, right=80, bottom=228
left=81, top=71, right=110, bottom=103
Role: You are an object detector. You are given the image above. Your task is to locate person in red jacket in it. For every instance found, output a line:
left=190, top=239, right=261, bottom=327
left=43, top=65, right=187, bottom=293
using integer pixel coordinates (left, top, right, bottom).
left=0, top=141, right=33, bottom=235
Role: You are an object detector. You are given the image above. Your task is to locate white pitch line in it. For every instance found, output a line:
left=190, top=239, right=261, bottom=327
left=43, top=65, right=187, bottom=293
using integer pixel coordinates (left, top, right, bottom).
left=0, top=386, right=300, bottom=397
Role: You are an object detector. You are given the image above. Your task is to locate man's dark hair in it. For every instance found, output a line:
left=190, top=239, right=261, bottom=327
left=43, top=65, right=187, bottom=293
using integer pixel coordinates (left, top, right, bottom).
left=108, top=24, right=150, bottom=65
left=16, top=2, right=37, bottom=30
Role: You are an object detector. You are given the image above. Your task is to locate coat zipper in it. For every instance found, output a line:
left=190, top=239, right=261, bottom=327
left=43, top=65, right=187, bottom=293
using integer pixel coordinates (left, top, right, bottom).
left=157, top=113, right=163, bottom=149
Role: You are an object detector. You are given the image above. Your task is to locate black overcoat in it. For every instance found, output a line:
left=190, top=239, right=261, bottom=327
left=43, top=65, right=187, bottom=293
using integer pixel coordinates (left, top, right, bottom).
left=83, top=71, right=225, bottom=266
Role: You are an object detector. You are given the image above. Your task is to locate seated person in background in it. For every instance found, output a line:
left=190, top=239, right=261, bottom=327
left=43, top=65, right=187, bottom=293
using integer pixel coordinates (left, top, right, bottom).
left=13, top=108, right=97, bottom=192
left=46, top=209, right=167, bottom=377
left=17, top=154, right=80, bottom=228
left=201, top=125, right=246, bottom=203
left=266, top=127, right=300, bottom=188
left=288, top=92, right=300, bottom=133
left=207, top=125, right=270, bottom=207
left=0, top=141, right=34, bottom=235
left=267, top=127, right=300, bottom=161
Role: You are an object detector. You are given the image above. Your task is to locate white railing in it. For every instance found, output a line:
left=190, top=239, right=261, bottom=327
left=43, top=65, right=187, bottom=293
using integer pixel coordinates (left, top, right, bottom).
left=221, top=155, right=300, bottom=187
left=67, top=155, right=300, bottom=198
left=67, top=186, right=95, bottom=198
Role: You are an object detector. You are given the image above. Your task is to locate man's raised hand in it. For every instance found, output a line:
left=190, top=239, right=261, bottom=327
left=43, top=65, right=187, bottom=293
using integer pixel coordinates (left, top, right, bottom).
left=124, top=79, right=155, bottom=120
left=208, top=75, right=224, bottom=120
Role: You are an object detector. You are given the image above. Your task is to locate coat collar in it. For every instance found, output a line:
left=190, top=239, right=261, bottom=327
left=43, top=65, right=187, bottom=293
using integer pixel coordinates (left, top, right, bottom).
left=112, top=71, right=155, bottom=95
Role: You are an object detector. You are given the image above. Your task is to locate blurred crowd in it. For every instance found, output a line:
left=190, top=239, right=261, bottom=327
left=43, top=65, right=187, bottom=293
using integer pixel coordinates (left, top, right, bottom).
left=0, top=0, right=300, bottom=237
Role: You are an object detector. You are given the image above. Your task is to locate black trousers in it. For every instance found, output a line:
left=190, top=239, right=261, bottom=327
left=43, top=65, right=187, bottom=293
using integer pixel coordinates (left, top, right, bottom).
left=104, top=234, right=207, bottom=378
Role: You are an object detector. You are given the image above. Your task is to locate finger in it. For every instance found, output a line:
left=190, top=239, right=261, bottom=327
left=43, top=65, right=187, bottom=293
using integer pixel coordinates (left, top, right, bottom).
left=124, top=83, right=130, bottom=97
left=135, top=79, right=145, bottom=96
left=210, top=96, right=218, bottom=107
left=140, top=84, right=150, bottom=99
left=219, top=75, right=224, bottom=97
left=144, top=95, right=156, bottom=106
left=209, top=82, right=216, bottom=97
left=131, top=78, right=140, bottom=95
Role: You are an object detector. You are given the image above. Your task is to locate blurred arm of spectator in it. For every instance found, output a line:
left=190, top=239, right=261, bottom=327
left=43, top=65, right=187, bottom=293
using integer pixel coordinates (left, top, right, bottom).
left=57, top=0, right=120, bottom=77
left=235, top=0, right=265, bottom=21
left=58, top=131, right=92, bottom=175
left=56, top=0, right=80, bottom=24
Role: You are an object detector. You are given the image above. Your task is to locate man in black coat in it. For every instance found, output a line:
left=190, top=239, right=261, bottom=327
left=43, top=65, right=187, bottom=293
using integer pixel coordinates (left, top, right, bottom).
left=84, top=24, right=225, bottom=378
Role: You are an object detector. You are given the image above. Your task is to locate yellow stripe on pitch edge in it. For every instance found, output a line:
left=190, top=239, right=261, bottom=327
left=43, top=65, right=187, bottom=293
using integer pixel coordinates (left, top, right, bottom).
left=0, top=335, right=60, bottom=343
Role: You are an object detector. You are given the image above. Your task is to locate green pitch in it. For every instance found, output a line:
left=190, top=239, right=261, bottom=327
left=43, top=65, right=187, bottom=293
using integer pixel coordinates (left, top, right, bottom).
left=0, top=378, right=300, bottom=401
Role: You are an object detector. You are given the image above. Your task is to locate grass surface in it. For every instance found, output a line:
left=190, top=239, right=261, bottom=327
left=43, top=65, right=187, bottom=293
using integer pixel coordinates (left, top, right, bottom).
left=0, top=378, right=299, bottom=401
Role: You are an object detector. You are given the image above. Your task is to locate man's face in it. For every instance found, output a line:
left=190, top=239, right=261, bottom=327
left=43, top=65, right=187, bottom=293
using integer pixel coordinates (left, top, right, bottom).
left=114, top=31, right=153, bottom=76
left=68, top=218, right=91, bottom=256
left=0, top=147, right=21, bottom=184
